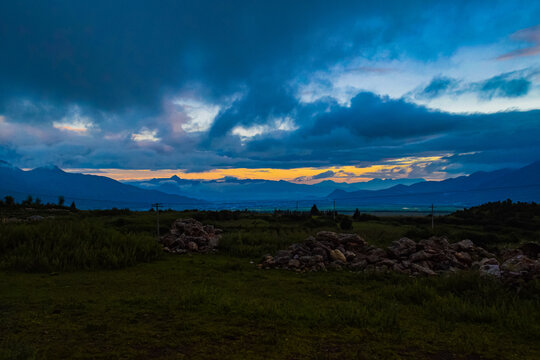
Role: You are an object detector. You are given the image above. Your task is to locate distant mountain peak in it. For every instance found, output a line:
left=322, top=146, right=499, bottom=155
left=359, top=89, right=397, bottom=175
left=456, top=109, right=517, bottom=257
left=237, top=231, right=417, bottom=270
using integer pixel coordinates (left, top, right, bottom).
left=0, top=160, right=23, bottom=173
left=33, top=165, right=65, bottom=173
left=328, top=189, right=348, bottom=198
left=170, top=175, right=181, bottom=181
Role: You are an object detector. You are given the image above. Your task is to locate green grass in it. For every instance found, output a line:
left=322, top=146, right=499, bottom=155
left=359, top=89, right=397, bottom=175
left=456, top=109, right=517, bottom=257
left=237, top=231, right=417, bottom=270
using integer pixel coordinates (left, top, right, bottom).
left=1, top=255, right=539, bottom=359
left=0, top=219, right=162, bottom=272
left=1, top=207, right=539, bottom=359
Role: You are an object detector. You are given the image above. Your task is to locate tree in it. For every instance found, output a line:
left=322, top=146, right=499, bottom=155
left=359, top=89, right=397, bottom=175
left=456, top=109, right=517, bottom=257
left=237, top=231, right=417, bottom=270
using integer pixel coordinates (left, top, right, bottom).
left=58, top=196, right=65, bottom=206
left=34, top=197, right=42, bottom=206
left=310, top=204, right=320, bottom=215
left=70, top=201, right=77, bottom=210
left=4, top=196, right=14, bottom=206
left=353, top=208, right=361, bottom=220
left=22, top=195, right=33, bottom=206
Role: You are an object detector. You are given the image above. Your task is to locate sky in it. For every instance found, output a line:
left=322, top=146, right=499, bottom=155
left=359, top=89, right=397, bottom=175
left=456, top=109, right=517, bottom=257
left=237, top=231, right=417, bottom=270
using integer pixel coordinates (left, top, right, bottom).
left=1, top=0, right=539, bottom=183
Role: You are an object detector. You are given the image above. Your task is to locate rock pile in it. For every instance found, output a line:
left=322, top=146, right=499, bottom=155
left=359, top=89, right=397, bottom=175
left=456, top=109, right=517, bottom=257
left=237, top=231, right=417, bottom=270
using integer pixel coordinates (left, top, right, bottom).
left=259, top=231, right=540, bottom=282
left=500, top=243, right=540, bottom=284
left=160, top=218, right=222, bottom=254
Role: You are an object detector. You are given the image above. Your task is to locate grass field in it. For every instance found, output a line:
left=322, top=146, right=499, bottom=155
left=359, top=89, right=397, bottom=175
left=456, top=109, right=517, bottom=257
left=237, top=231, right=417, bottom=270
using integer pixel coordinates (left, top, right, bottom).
left=1, top=204, right=539, bottom=359
left=2, top=254, right=539, bottom=359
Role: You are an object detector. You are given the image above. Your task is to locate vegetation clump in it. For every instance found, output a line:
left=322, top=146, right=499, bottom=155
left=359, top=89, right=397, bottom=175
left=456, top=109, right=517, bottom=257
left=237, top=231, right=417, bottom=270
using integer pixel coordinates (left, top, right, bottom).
left=0, top=219, right=162, bottom=272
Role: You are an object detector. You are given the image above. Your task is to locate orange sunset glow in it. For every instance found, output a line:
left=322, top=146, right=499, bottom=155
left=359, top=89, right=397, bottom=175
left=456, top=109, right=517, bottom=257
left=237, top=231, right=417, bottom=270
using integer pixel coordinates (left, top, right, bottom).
left=63, top=156, right=449, bottom=183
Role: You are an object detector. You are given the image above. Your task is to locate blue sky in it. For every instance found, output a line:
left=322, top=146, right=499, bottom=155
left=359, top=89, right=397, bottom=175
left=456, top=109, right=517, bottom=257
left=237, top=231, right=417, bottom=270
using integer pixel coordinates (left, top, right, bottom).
left=0, top=0, right=539, bottom=182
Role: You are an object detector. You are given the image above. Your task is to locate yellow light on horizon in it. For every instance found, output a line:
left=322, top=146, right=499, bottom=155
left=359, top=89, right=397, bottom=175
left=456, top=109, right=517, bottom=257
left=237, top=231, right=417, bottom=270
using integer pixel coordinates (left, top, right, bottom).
left=62, top=155, right=449, bottom=183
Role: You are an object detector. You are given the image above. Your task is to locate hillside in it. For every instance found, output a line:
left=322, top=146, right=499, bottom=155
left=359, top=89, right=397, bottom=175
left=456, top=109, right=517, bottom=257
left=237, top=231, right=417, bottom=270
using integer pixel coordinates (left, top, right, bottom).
left=329, top=161, right=540, bottom=206
left=0, top=162, right=202, bottom=209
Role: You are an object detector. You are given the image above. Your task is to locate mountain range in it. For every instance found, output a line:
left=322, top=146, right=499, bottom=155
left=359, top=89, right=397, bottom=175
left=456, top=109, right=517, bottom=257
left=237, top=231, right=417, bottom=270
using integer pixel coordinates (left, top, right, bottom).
left=0, top=160, right=539, bottom=210
left=123, top=176, right=424, bottom=202
left=0, top=161, right=202, bottom=209
left=328, top=161, right=540, bottom=206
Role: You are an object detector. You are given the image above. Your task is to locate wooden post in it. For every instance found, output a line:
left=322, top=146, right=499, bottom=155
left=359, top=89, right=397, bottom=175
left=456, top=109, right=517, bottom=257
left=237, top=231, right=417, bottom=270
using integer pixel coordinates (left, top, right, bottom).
left=431, top=203, right=434, bottom=230
left=152, top=203, right=162, bottom=240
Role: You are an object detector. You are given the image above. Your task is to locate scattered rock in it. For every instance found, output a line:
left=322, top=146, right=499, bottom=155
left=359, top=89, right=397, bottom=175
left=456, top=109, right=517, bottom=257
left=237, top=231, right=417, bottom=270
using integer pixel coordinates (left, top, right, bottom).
left=159, top=218, right=221, bottom=254
left=258, top=231, right=540, bottom=283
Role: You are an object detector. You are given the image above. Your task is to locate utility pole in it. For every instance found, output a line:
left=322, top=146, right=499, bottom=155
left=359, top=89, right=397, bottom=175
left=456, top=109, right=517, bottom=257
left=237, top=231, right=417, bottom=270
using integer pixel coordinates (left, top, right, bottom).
left=152, top=203, right=163, bottom=240
left=431, top=203, right=434, bottom=230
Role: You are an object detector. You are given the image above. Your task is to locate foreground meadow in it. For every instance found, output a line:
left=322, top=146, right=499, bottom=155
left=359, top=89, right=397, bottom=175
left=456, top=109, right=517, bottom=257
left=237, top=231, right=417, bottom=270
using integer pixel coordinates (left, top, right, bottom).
left=1, top=204, right=539, bottom=359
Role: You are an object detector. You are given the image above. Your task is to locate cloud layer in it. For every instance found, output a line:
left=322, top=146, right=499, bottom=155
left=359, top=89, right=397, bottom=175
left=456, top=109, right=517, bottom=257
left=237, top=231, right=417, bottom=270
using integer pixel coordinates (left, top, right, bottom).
left=0, top=1, right=539, bottom=179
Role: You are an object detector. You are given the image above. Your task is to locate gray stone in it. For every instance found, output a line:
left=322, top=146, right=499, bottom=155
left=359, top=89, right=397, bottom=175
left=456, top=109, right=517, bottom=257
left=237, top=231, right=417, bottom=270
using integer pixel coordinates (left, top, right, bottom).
left=316, top=231, right=340, bottom=243
left=411, top=263, right=436, bottom=276
left=480, top=263, right=501, bottom=278
left=329, top=249, right=347, bottom=263
left=454, top=251, right=472, bottom=265
left=387, top=237, right=417, bottom=257
left=288, top=259, right=301, bottom=268
left=450, top=239, right=475, bottom=251
left=350, top=259, right=367, bottom=270
left=410, top=250, right=432, bottom=262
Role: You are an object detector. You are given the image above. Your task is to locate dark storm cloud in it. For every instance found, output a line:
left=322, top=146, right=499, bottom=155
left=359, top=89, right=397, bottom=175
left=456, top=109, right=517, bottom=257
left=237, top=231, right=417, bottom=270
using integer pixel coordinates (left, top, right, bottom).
left=414, top=70, right=535, bottom=101
left=0, top=0, right=414, bottom=112
left=419, top=77, right=458, bottom=99
left=1, top=1, right=540, bottom=175
left=225, top=95, right=540, bottom=169
left=205, top=80, right=298, bottom=142
left=478, top=75, right=531, bottom=99
left=3, top=1, right=537, bottom=113
left=303, top=92, right=457, bottom=139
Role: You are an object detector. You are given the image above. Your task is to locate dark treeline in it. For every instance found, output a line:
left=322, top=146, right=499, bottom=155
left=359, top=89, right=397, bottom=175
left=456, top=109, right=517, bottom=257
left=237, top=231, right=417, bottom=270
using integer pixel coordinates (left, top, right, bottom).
left=1, top=195, right=77, bottom=211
